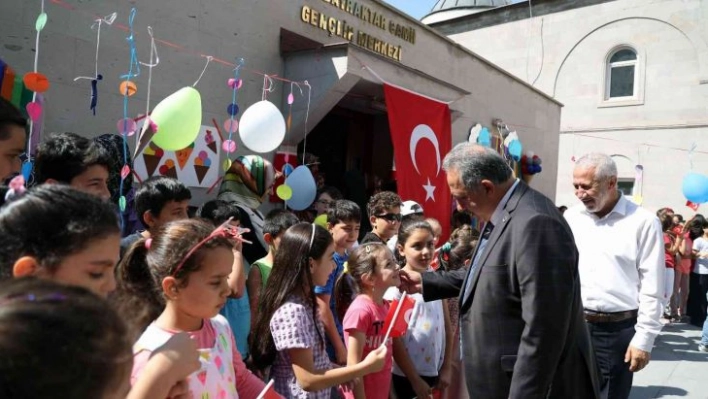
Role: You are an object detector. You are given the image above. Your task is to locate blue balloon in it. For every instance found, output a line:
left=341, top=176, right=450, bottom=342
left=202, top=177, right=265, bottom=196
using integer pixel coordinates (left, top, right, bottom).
left=477, top=127, right=491, bottom=147
left=682, top=173, right=708, bottom=203
left=285, top=165, right=317, bottom=211
left=508, top=140, right=522, bottom=161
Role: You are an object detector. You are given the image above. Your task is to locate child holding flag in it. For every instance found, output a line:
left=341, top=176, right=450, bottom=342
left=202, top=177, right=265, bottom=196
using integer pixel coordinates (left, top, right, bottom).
left=384, top=219, right=453, bottom=399
left=336, top=243, right=401, bottom=399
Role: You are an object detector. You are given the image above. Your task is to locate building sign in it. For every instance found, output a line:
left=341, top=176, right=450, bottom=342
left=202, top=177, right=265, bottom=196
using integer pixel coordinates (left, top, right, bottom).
left=301, top=1, right=418, bottom=62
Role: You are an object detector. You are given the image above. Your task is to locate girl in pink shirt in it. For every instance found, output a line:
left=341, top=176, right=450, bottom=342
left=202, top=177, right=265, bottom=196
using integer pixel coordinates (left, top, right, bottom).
left=338, top=243, right=400, bottom=399
left=117, top=218, right=269, bottom=399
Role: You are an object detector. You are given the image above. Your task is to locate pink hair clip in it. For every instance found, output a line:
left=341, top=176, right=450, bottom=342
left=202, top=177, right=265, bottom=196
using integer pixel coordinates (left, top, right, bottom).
left=172, top=217, right=251, bottom=277
left=145, top=238, right=153, bottom=249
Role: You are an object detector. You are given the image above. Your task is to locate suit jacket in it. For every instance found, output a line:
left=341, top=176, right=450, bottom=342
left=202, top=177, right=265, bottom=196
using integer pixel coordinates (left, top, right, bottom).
left=423, top=182, right=600, bottom=399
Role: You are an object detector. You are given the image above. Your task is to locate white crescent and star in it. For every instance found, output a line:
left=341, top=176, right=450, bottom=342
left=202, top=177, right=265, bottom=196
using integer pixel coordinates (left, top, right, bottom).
left=409, top=124, right=442, bottom=202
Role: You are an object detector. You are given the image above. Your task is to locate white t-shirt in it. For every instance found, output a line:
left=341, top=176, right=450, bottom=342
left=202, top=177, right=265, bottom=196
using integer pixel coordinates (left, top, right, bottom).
left=383, top=287, right=446, bottom=377
left=693, top=237, right=708, bottom=275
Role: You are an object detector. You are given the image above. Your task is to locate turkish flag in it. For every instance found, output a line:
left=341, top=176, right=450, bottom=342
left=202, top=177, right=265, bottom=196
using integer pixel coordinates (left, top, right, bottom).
left=257, top=379, right=281, bottom=399
left=686, top=200, right=700, bottom=211
left=384, top=84, right=452, bottom=241
left=382, top=292, right=416, bottom=340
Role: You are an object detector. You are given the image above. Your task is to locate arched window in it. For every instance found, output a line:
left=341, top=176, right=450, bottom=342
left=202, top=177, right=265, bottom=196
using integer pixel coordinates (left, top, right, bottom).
left=606, top=48, right=637, bottom=99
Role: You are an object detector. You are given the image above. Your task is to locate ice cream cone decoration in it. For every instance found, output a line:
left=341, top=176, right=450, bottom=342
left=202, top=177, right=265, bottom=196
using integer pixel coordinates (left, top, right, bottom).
left=142, top=142, right=165, bottom=177
left=175, top=142, right=195, bottom=170
left=159, top=159, right=177, bottom=179
left=205, top=130, right=218, bottom=154
left=194, top=151, right=212, bottom=184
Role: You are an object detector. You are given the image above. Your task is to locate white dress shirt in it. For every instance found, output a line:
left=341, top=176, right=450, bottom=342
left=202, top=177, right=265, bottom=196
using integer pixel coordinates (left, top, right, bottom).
left=564, top=195, right=665, bottom=352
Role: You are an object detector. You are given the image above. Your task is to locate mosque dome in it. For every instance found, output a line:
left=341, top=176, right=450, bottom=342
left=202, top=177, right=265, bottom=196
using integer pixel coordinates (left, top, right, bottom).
left=422, top=0, right=510, bottom=24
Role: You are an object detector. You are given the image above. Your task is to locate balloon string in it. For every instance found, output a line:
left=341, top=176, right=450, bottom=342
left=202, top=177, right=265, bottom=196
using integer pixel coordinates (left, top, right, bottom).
left=262, top=74, right=274, bottom=101
left=119, top=7, right=138, bottom=229
left=137, top=26, right=159, bottom=151
left=27, top=0, right=46, bottom=159
left=301, top=80, right=311, bottom=166
left=193, top=55, right=213, bottom=88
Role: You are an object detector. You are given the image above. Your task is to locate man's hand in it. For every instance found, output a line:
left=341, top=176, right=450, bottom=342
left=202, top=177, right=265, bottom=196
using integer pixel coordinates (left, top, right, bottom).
left=625, top=345, right=650, bottom=372
left=397, top=269, right=423, bottom=294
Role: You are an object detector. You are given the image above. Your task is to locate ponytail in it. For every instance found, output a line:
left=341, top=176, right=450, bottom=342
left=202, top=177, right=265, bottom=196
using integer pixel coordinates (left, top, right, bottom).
left=334, top=270, right=357, bottom=323
left=112, top=238, right=163, bottom=339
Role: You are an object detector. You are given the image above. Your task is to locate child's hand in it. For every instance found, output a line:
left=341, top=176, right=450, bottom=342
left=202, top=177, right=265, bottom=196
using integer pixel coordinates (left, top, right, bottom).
left=150, top=332, right=200, bottom=381
left=436, top=363, right=452, bottom=392
left=411, top=377, right=432, bottom=399
left=363, top=345, right=387, bottom=372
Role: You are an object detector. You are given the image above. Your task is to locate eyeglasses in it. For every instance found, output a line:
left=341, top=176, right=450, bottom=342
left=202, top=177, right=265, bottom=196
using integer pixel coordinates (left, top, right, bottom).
left=317, top=199, right=335, bottom=207
left=172, top=217, right=251, bottom=277
left=376, top=213, right=402, bottom=223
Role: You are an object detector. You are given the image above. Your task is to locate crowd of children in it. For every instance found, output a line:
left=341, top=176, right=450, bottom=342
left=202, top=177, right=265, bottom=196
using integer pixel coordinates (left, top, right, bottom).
left=0, top=96, right=482, bottom=399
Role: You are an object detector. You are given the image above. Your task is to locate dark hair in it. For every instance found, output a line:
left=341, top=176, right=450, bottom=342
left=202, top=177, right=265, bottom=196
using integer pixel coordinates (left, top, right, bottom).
left=0, top=185, right=120, bottom=280
left=93, top=134, right=134, bottom=204
left=689, top=215, right=707, bottom=240
left=334, top=243, right=387, bottom=321
left=438, top=225, right=479, bottom=272
left=135, top=176, right=192, bottom=226
left=317, top=186, right=343, bottom=201
left=249, top=223, right=333, bottom=369
left=658, top=212, right=673, bottom=233
left=451, top=210, right=472, bottom=230
left=366, top=191, right=402, bottom=218
left=196, top=199, right=241, bottom=225
left=396, top=218, right=434, bottom=266
left=673, top=214, right=684, bottom=223
left=327, top=199, right=362, bottom=225
left=263, top=209, right=299, bottom=237
left=0, top=97, right=26, bottom=141
left=443, top=143, right=512, bottom=191
left=0, top=278, right=131, bottom=399
left=34, top=132, right=111, bottom=184
left=113, top=219, right=233, bottom=337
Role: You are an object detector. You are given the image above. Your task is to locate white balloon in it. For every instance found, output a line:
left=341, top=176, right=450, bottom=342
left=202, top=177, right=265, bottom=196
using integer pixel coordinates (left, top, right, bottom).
left=285, top=166, right=317, bottom=211
left=239, top=100, right=286, bottom=153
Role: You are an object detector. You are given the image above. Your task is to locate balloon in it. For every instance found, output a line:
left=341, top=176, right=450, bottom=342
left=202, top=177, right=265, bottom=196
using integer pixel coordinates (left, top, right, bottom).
left=284, top=165, right=317, bottom=211
left=151, top=87, right=202, bottom=151
left=282, top=163, right=294, bottom=177
left=276, top=184, right=293, bottom=201
left=21, top=161, right=33, bottom=181
left=314, top=214, right=328, bottom=227
left=239, top=100, right=286, bottom=153
left=682, top=173, right=708, bottom=203
left=508, top=140, right=522, bottom=161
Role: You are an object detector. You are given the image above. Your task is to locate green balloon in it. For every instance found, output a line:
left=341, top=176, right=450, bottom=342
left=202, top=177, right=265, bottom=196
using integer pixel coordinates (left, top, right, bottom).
left=151, top=87, right=202, bottom=151
left=35, top=12, right=47, bottom=32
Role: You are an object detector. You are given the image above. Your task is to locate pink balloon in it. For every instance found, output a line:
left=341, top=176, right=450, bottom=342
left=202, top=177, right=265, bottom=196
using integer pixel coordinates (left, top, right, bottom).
left=116, top=118, right=137, bottom=136
left=222, top=140, right=237, bottom=153
left=287, top=93, right=294, bottom=105
left=223, top=118, right=239, bottom=134
left=26, top=101, right=42, bottom=121
left=227, top=78, right=237, bottom=89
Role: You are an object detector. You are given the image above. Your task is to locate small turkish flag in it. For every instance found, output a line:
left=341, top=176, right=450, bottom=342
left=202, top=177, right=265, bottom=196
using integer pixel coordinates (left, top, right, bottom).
left=382, top=292, right=416, bottom=340
left=384, top=84, right=452, bottom=241
left=686, top=200, right=700, bottom=211
left=257, top=379, right=281, bottom=399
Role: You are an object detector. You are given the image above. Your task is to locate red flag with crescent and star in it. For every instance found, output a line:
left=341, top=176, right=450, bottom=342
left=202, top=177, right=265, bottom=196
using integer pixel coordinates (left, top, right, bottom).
left=384, top=84, right=452, bottom=241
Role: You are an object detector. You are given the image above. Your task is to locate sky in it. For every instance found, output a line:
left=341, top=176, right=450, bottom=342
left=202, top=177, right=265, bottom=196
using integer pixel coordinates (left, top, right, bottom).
left=382, top=0, right=526, bottom=20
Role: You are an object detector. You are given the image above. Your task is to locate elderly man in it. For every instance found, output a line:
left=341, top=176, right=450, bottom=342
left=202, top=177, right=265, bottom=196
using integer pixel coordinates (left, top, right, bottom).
left=564, top=153, right=664, bottom=399
left=401, top=143, right=599, bottom=399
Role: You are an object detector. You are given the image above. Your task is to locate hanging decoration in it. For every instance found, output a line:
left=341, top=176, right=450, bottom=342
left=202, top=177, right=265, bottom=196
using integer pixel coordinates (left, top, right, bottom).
left=117, top=8, right=141, bottom=213
left=222, top=58, right=245, bottom=170
left=21, top=0, right=49, bottom=181
left=520, top=151, right=543, bottom=183
left=239, top=74, right=286, bottom=153
left=134, top=26, right=160, bottom=157
left=74, top=12, right=116, bottom=115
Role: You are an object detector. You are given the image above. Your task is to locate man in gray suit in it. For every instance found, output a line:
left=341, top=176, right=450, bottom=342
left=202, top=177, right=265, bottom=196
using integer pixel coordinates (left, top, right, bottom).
left=401, top=143, right=600, bottom=398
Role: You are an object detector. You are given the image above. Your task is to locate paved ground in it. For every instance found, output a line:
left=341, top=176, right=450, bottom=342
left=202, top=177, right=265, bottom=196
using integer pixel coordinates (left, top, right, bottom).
left=629, top=321, right=708, bottom=399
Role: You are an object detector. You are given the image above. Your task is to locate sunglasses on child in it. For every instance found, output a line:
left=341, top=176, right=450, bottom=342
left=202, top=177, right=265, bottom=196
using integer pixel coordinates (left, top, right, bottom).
left=376, top=213, right=402, bottom=222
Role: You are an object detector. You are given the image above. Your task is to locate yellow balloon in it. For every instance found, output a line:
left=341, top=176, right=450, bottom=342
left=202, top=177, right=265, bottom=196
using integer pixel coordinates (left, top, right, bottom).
left=277, top=184, right=293, bottom=201
left=314, top=214, right=328, bottom=227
